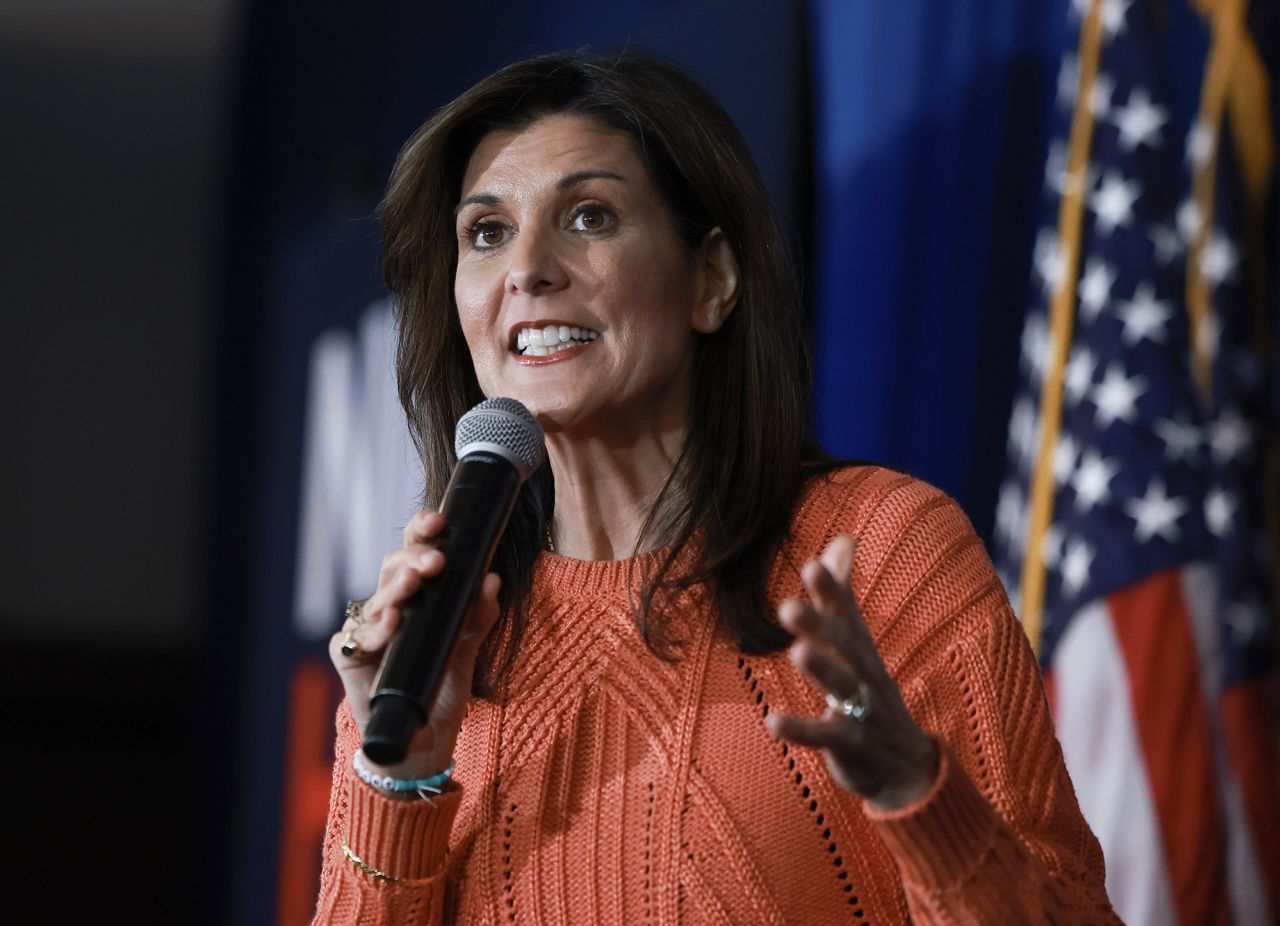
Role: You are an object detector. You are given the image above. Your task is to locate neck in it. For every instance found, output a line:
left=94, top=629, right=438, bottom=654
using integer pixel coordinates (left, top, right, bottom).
left=544, top=417, right=687, bottom=561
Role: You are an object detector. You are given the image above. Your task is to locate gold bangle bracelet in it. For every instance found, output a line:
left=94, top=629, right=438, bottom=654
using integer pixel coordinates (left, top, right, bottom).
left=342, top=842, right=402, bottom=883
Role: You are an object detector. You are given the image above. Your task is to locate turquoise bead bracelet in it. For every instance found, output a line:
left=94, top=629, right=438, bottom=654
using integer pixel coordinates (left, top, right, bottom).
left=353, top=749, right=456, bottom=798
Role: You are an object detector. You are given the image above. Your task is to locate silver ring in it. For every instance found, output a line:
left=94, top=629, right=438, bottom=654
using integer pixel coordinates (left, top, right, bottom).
left=345, top=599, right=365, bottom=626
left=825, top=682, right=871, bottom=721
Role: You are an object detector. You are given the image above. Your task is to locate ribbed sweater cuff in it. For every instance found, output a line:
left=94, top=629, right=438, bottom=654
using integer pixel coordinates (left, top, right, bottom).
left=343, top=768, right=462, bottom=882
left=864, top=739, right=998, bottom=891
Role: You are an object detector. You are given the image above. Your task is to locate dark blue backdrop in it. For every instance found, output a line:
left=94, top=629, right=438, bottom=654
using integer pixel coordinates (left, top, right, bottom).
left=809, top=1, right=1069, bottom=530
left=215, top=2, right=1081, bottom=921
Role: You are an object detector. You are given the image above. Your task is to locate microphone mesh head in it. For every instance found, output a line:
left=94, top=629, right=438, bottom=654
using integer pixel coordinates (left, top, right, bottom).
left=454, top=397, right=546, bottom=481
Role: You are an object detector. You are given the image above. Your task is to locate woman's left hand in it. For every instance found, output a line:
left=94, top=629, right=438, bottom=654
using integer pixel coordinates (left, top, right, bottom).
left=765, top=535, right=940, bottom=812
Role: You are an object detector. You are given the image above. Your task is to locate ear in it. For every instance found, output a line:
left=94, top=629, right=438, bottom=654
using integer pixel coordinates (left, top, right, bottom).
left=691, top=227, right=741, bottom=334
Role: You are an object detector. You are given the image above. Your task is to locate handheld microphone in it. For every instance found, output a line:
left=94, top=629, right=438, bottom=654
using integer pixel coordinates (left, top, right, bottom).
left=362, top=397, right=546, bottom=766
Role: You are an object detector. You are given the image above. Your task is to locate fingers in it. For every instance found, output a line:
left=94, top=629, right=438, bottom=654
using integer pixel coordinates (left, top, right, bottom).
left=335, top=555, right=437, bottom=669
left=802, top=535, right=856, bottom=617
left=389, top=555, right=438, bottom=598
left=788, top=636, right=860, bottom=700
left=403, top=509, right=447, bottom=547
left=781, top=535, right=873, bottom=663
left=378, top=545, right=446, bottom=589
left=770, top=534, right=943, bottom=805
left=818, top=534, right=855, bottom=597
left=377, top=512, right=449, bottom=613
left=765, top=710, right=848, bottom=752
left=364, top=554, right=439, bottom=640
left=329, top=623, right=382, bottom=668
left=779, top=594, right=857, bottom=664
left=331, top=593, right=403, bottom=665
left=334, top=569, right=502, bottom=670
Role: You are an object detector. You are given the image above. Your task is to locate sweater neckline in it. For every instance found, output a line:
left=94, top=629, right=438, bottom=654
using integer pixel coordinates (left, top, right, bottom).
left=533, top=536, right=699, bottom=596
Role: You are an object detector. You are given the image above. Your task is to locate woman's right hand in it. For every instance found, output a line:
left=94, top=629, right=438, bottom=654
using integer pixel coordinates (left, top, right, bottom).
left=328, top=509, right=504, bottom=787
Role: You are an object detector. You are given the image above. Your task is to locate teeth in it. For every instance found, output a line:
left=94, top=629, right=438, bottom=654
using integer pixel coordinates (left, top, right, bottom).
left=514, top=324, right=601, bottom=354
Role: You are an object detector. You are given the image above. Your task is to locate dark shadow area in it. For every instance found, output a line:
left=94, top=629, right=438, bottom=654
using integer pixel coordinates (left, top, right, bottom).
left=3, top=640, right=197, bottom=924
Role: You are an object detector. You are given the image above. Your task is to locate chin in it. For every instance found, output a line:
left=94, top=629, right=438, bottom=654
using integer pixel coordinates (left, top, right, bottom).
left=489, top=386, right=578, bottom=429
left=529, top=403, right=587, bottom=435
left=527, top=395, right=607, bottom=437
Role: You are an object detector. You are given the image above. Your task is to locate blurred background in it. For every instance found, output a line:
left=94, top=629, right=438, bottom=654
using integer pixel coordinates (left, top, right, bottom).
left=2, top=1, right=1275, bottom=923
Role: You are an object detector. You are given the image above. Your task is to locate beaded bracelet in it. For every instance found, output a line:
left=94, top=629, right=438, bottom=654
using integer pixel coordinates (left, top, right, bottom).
left=353, top=749, right=456, bottom=803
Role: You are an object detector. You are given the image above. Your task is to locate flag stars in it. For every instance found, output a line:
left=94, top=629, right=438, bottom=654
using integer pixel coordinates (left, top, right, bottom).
left=1092, top=363, right=1146, bottom=427
left=1053, top=433, right=1079, bottom=485
left=1226, top=603, right=1266, bottom=643
left=1021, top=313, right=1049, bottom=377
left=1100, top=0, right=1133, bottom=39
left=1035, top=230, right=1065, bottom=296
left=1204, top=487, right=1237, bottom=537
left=1009, top=398, right=1041, bottom=470
left=1187, top=119, right=1216, bottom=171
left=1200, top=230, right=1240, bottom=288
left=1153, top=414, right=1201, bottom=462
left=1090, top=172, right=1142, bottom=236
left=1177, top=199, right=1203, bottom=243
left=1116, top=282, right=1172, bottom=344
left=1110, top=87, right=1167, bottom=151
left=1125, top=478, right=1189, bottom=544
left=1007, top=585, right=1023, bottom=619
left=1045, top=140, right=1076, bottom=195
left=1078, top=258, right=1117, bottom=322
left=1148, top=223, right=1183, bottom=265
left=1063, top=345, right=1097, bottom=406
left=1090, top=73, right=1116, bottom=118
left=1209, top=407, right=1253, bottom=463
left=1072, top=450, right=1120, bottom=512
left=1060, top=538, right=1095, bottom=598
left=1042, top=523, right=1067, bottom=569
left=995, top=481, right=1028, bottom=552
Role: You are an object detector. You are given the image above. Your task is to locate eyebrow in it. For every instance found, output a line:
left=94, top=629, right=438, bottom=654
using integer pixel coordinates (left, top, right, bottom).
left=556, top=169, right=626, bottom=189
left=454, top=170, right=627, bottom=215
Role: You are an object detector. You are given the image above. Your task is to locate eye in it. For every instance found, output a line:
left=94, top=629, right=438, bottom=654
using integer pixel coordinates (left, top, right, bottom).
left=466, top=221, right=511, bottom=249
left=569, top=205, right=614, bottom=233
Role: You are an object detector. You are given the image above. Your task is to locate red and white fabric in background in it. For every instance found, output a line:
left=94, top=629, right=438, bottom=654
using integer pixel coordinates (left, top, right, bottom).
left=992, top=1, right=1279, bottom=924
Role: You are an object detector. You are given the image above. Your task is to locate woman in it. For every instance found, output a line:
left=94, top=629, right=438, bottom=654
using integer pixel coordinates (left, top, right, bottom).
left=314, top=52, right=1119, bottom=924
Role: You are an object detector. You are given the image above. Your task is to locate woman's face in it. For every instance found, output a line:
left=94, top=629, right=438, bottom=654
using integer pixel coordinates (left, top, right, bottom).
left=454, top=113, right=731, bottom=438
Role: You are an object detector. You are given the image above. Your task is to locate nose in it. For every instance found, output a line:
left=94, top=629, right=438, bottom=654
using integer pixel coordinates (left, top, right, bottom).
left=505, top=225, right=570, bottom=296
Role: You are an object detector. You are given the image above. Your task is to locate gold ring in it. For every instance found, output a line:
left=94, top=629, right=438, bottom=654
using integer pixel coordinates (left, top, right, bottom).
left=340, top=630, right=360, bottom=658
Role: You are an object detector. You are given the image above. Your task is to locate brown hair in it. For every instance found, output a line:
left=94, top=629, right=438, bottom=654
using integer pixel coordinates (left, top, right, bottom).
left=380, top=51, right=834, bottom=694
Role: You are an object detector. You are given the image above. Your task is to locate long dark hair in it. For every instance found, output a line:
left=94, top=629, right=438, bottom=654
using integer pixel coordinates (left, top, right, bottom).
left=381, top=51, right=832, bottom=694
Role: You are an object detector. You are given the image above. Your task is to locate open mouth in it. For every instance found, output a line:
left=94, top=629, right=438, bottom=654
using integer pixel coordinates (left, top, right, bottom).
left=513, top=324, right=600, bottom=357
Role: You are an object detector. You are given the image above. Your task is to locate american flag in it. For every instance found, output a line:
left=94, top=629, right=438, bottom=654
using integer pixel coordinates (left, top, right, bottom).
left=992, top=1, right=1279, bottom=923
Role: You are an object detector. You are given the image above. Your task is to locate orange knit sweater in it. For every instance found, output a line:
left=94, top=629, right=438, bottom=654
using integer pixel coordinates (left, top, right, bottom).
left=313, top=466, right=1119, bottom=924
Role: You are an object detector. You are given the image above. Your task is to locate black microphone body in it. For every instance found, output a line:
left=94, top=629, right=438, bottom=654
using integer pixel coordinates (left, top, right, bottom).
left=362, top=398, right=545, bottom=766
